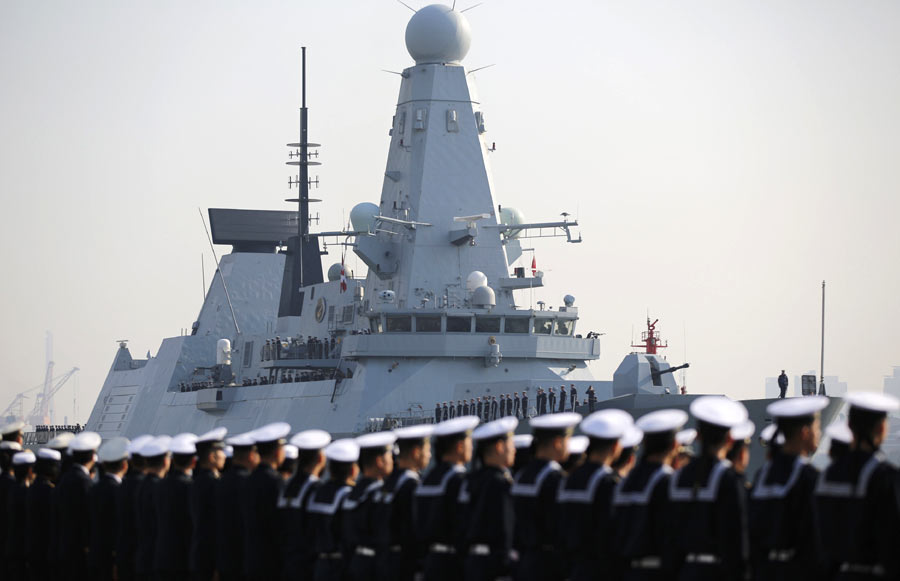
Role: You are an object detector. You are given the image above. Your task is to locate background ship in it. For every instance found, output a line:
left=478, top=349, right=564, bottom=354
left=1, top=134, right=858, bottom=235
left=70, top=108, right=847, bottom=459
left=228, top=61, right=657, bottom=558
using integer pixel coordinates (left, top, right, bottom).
left=76, top=4, right=839, bottom=474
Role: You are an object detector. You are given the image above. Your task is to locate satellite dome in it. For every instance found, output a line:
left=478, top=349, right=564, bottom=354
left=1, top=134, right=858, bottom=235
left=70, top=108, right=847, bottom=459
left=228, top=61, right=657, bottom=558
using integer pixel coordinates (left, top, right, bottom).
left=466, top=270, right=487, bottom=292
left=327, top=263, right=348, bottom=282
left=563, top=294, right=575, bottom=307
left=405, top=4, right=472, bottom=65
left=471, top=285, right=496, bottom=308
left=350, top=202, right=379, bottom=233
left=499, top=207, right=524, bottom=239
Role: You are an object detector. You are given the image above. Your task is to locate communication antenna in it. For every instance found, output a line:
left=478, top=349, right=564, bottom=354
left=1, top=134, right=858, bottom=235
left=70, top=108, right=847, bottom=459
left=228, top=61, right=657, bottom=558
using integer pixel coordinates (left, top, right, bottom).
left=396, top=0, right=416, bottom=13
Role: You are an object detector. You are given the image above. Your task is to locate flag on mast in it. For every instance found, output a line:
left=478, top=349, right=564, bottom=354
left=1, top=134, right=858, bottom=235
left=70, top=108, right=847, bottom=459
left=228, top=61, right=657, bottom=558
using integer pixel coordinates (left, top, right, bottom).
left=340, top=255, right=348, bottom=293
left=531, top=255, right=537, bottom=276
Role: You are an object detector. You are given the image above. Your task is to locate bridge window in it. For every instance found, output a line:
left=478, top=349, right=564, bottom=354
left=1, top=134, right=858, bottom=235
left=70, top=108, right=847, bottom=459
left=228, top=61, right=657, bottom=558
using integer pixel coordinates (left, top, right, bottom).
left=504, top=317, right=529, bottom=334
left=446, top=316, right=472, bottom=333
left=369, top=317, right=383, bottom=334
left=555, top=319, right=573, bottom=336
left=386, top=315, right=412, bottom=332
left=415, top=316, right=442, bottom=332
left=475, top=316, right=501, bottom=333
left=534, top=317, right=553, bottom=335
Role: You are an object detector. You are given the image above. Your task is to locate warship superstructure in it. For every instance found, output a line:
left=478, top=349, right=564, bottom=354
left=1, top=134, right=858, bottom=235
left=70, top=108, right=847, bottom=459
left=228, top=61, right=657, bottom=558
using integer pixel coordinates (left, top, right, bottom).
left=83, top=5, right=840, bottom=473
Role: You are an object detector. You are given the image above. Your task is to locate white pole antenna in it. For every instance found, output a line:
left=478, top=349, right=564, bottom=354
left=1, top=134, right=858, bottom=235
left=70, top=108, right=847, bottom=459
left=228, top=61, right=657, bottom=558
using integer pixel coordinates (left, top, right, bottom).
left=396, top=0, right=416, bottom=13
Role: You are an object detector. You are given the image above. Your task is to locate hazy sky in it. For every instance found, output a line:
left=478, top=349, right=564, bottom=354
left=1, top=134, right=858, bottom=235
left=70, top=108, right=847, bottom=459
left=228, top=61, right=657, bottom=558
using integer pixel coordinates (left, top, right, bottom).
left=2, top=0, right=899, bottom=424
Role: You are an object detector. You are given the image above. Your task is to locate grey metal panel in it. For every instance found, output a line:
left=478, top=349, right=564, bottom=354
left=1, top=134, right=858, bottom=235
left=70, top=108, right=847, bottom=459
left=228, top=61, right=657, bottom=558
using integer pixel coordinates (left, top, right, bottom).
left=208, top=208, right=298, bottom=245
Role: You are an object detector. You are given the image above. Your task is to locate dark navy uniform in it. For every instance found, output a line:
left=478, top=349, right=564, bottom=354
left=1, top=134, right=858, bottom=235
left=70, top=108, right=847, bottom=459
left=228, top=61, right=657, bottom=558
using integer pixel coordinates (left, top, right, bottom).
left=88, top=472, right=122, bottom=581
left=342, top=476, right=383, bottom=581
left=278, top=471, right=322, bottom=580
left=57, top=463, right=94, bottom=579
left=117, top=470, right=145, bottom=581
left=375, top=469, right=421, bottom=581
left=189, top=467, right=219, bottom=580
left=6, top=476, right=29, bottom=578
left=0, top=468, right=14, bottom=577
left=25, top=473, right=55, bottom=580
left=216, top=464, right=250, bottom=581
left=308, top=479, right=354, bottom=581
left=510, top=459, right=564, bottom=581
left=814, top=449, right=900, bottom=579
left=666, top=458, right=749, bottom=581
left=155, top=469, right=194, bottom=578
left=458, top=465, right=515, bottom=581
left=748, top=452, right=820, bottom=581
left=612, top=460, right=674, bottom=580
left=415, top=462, right=467, bottom=581
left=135, top=472, right=162, bottom=580
left=557, top=461, right=618, bottom=581
left=244, top=463, right=285, bottom=580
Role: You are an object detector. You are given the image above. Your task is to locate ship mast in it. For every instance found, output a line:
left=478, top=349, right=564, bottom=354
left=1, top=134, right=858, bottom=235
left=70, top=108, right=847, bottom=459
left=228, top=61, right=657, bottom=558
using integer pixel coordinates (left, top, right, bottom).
left=632, top=318, right=668, bottom=355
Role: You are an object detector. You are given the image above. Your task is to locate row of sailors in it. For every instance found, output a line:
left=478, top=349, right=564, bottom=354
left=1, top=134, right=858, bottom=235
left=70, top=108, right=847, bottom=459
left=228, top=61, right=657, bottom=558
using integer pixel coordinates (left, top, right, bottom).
left=262, top=336, right=339, bottom=361
left=435, top=385, right=601, bottom=424
left=34, top=424, right=84, bottom=433
left=0, top=389, right=897, bottom=581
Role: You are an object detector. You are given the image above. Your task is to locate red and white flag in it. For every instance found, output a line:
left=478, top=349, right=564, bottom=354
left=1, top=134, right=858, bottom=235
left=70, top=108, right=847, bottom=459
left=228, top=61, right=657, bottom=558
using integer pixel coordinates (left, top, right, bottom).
left=340, top=257, right=348, bottom=293
left=531, top=255, right=537, bottom=276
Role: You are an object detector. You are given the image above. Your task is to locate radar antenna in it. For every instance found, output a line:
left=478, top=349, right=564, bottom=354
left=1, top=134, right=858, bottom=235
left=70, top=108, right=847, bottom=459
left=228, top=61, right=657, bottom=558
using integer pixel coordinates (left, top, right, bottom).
left=632, top=317, right=668, bottom=355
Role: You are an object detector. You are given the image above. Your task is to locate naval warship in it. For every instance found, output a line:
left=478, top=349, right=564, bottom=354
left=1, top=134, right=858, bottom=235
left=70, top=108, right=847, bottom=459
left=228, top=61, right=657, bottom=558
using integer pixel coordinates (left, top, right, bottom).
left=81, top=4, right=840, bottom=474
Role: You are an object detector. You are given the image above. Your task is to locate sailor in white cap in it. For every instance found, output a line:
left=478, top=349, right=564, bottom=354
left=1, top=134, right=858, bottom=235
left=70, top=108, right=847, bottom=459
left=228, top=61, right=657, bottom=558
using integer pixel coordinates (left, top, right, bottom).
left=88, top=437, right=130, bottom=580
left=244, top=422, right=291, bottom=580
left=511, top=412, right=581, bottom=581
left=217, top=431, right=259, bottom=581
left=815, top=391, right=900, bottom=579
left=155, top=433, right=198, bottom=578
left=279, top=429, right=331, bottom=578
left=674, top=428, right=697, bottom=470
left=511, top=434, right=534, bottom=477
left=611, top=424, right=644, bottom=479
left=342, top=430, right=398, bottom=580
left=279, top=444, right=299, bottom=480
left=612, top=409, right=687, bottom=579
left=824, top=421, right=852, bottom=463
left=7, top=450, right=36, bottom=577
left=458, top=416, right=518, bottom=581
left=727, top=420, right=756, bottom=481
left=558, top=409, right=633, bottom=581
left=25, top=448, right=62, bottom=578
left=309, top=439, right=360, bottom=581
left=414, top=415, right=480, bottom=581
left=668, top=396, right=750, bottom=581
left=189, top=427, right=227, bottom=581
left=116, top=434, right=152, bottom=581
left=377, top=424, right=434, bottom=581
left=748, top=395, right=828, bottom=581
left=46, top=430, right=77, bottom=478
left=135, top=435, right=171, bottom=580
left=1, top=420, right=25, bottom=445
left=57, top=430, right=101, bottom=578
left=561, top=435, right=589, bottom=475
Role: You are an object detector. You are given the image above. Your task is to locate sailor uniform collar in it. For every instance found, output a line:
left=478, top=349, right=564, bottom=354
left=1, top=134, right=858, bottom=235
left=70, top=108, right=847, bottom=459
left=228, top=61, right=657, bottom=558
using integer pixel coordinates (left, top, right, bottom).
left=669, top=458, right=731, bottom=502
left=278, top=473, right=319, bottom=509
left=814, top=451, right=884, bottom=499
left=380, top=469, right=418, bottom=503
left=613, top=462, right=672, bottom=506
left=308, top=482, right=353, bottom=515
left=751, top=454, right=809, bottom=500
left=343, top=478, right=383, bottom=510
left=416, top=463, right=465, bottom=497
left=557, top=463, right=613, bottom=504
left=511, top=459, right=562, bottom=497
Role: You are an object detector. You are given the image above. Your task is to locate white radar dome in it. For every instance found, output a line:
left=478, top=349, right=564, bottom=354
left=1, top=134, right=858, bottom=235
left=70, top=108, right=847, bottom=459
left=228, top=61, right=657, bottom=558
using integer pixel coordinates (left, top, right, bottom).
left=499, top=207, right=525, bottom=239
left=327, top=263, right=351, bottom=282
left=471, top=285, right=496, bottom=308
left=350, top=202, right=379, bottom=233
left=466, top=270, right=488, bottom=292
left=405, top=4, right=472, bottom=65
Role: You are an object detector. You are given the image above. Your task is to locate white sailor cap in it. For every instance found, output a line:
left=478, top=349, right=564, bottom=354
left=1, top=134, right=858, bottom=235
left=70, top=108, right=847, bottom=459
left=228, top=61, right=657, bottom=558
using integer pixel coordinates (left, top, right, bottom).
left=730, top=420, right=756, bottom=442
left=325, top=438, right=360, bottom=463
left=224, top=445, right=234, bottom=459
left=620, top=425, right=644, bottom=449
left=530, top=412, right=582, bottom=432
left=568, top=435, right=589, bottom=455
left=676, top=428, right=697, bottom=446
left=355, top=431, right=397, bottom=450
left=767, top=396, right=829, bottom=419
left=581, top=409, right=634, bottom=440
left=472, top=417, right=518, bottom=441
left=282, top=444, right=299, bottom=461
left=636, top=409, right=688, bottom=434
left=0, top=441, right=22, bottom=451
left=252, top=422, right=291, bottom=445
left=140, top=435, right=172, bottom=457
left=197, top=427, right=228, bottom=445
left=37, top=448, right=62, bottom=461
left=393, top=424, right=435, bottom=441
left=47, top=432, right=75, bottom=450
left=226, top=431, right=256, bottom=448
left=759, top=424, right=785, bottom=445
left=690, top=396, right=748, bottom=429
left=129, top=435, right=154, bottom=456
left=290, top=429, right=331, bottom=450
left=98, top=437, right=131, bottom=463
left=13, top=451, right=36, bottom=465
left=170, top=433, right=198, bottom=455
left=826, top=422, right=852, bottom=444
left=70, top=431, right=102, bottom=453
left=513, top=434, right=533, bottom=449
left=433, top=416, right=480, bottom=438
left=1, top=421, right=25, bottom=436
left=844, top=391, right=900, bottom=414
